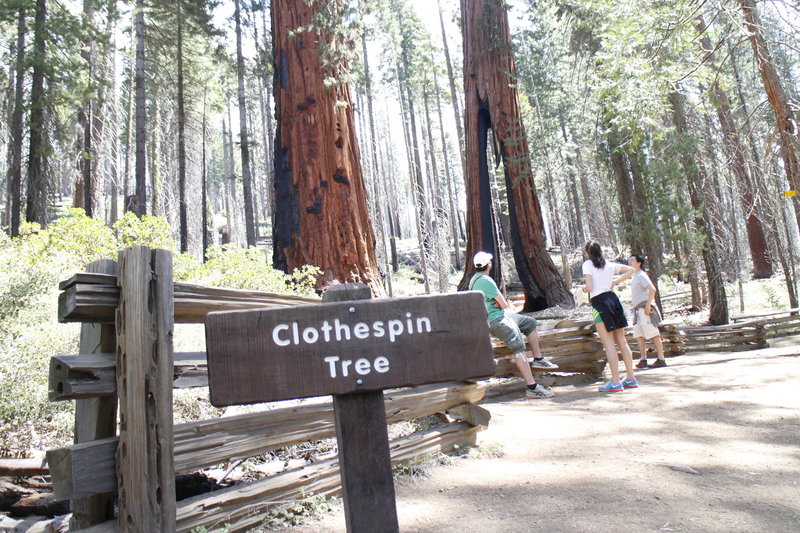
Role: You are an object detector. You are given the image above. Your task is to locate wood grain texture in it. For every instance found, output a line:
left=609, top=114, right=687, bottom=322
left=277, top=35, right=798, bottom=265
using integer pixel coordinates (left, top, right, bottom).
left=58, top=273, right=320, bottom=324
left=71, top=259, right=118, bottom=529
left=46, top=382, right=485, bottom=499
left=206, top=291, right=494, bottom=406
left=115, top=247, right=176, bottom=532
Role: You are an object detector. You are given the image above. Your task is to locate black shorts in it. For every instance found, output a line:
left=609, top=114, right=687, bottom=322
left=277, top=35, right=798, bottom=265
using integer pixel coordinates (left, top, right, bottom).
left=590, top=291, right=628, bottom=332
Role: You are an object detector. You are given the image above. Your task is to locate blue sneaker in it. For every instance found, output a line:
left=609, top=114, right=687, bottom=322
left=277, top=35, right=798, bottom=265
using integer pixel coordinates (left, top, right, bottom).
left=622, top=378, right=638, bottom=389
left=598, top=381, right=623, bottom=392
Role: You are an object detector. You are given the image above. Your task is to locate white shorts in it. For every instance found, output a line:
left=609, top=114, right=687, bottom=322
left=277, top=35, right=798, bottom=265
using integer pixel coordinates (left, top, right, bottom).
left=632, top=308, right=660, bottom=340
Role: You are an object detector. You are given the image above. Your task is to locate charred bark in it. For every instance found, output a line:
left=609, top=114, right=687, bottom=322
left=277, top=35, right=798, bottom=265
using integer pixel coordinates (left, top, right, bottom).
left=271, top=0, right=384, bottom=295
left=459, top=0, right=573, bottom=310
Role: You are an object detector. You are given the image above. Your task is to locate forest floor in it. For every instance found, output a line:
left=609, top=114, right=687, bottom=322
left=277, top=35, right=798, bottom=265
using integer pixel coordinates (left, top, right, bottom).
left=283, top=336, right=800, bottom=533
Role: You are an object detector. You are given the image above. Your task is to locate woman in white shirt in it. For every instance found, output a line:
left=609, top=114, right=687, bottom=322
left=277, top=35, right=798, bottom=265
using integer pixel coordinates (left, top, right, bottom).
left=581, top=242, right=637, bottom=392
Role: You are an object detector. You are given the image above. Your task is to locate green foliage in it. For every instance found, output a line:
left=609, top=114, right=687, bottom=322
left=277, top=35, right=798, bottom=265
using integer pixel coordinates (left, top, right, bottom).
left=254, top=492, right=333, bottom=531
left=113, top=211, right=177, bottom=252
left=181, top=245, right=321, bottom=296
left=0, top=211, right=322, bottom=455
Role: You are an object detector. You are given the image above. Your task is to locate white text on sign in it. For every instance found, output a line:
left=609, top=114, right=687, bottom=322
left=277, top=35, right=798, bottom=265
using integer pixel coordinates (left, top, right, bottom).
left=272, top=313, right=433, bottom=346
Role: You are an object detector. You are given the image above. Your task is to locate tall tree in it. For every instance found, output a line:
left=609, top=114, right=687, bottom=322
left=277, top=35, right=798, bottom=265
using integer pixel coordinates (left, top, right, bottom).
left=739, top=0, right=800, bottom=230
left=234, top=0, right=256, bottom=246
left=271, top=0, right=383, bottom=293
left=7, top=6, right=25, bottom=236
left=26, top=0, right=48, bottom=225
left=176, top=0, right=188, bottom=251
left=132, top=0, right=147, bottom=215
left=696, top=16, right=772, bottom=278
left=459, top=0, right=573, bottom=311
left=669, top=90, right=729, bottom=325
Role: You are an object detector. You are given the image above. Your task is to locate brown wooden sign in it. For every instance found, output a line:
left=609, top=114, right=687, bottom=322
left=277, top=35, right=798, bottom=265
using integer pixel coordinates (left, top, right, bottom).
left=205, top=291, right=493, bottom=407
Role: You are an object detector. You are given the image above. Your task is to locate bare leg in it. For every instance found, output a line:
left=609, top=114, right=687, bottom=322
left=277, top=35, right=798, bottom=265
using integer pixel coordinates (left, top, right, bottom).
left=613, top=328, right=636, bottom=380
left=596, top=322, right=621, bottom=384
left=515, top=352, right=536, bottom=386
left=527, top=329, right=542, bottom=359
left=653, top=335, right=665, bottom=359
left=636, top=337, right=647, bottom=361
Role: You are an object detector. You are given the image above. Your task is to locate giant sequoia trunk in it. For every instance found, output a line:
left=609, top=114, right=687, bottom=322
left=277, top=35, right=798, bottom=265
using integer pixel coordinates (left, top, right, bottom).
left=739, top=0, right=800, bottom=229
left=696, top=17, right=772, bottom=279
left=271, top=0, right=384, bottom=295
left=670, top=91, right=729, bottom=325
left=459, top=0, right=573, bottom=311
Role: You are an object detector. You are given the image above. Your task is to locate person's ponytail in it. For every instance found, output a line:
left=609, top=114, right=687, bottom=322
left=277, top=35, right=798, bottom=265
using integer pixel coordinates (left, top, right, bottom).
left=584, top=241, right=605, bottom=269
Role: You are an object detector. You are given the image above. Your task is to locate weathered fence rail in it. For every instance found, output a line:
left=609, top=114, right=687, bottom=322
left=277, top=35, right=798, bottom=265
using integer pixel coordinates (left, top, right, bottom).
left=46, top=247, right=488, bottom=533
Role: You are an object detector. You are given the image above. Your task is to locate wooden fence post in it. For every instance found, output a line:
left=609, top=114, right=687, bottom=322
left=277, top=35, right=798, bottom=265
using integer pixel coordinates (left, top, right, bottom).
left=323, top=283, right=400, bottom=533
left=116, top=246, right=176, bottom=532
left=70, top=259, right=118, bottom=530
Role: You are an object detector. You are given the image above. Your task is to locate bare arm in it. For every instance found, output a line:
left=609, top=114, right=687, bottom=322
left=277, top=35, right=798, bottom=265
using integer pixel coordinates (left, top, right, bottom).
left=493, top=293, right=510, bottom=310
left=645, top=284, right=657, bottom=315
left=582, top=273, right=593, bottom=294
left=611, top=265, right=635, bottom=287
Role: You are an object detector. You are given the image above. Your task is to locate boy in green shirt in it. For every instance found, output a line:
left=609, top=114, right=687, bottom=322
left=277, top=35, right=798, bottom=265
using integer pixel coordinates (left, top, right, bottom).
left=469, top=251, right=557, bottom=399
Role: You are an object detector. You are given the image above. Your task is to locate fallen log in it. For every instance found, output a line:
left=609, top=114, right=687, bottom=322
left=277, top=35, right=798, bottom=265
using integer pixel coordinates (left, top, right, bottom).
left=0, top=458, right=49, bottom=477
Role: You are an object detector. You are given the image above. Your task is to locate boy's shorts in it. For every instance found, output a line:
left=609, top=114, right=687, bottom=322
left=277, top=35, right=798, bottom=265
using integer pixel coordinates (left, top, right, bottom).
left=632, top=308, right=661, bottom=339
left=489, top=312, right=538, bottom=354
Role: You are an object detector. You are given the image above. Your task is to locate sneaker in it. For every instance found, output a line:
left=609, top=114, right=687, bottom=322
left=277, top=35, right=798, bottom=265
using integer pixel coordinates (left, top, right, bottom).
left=622, top=378, right=638, bottom=388
left=598, top=381, right=623, bottom=392
left=649, top=358, right=667, bottom=368
left=531, top=357, right=559, bottom=369
left=526, top=385, right=555, bottom=398
left=636, top=358, right=649, bottom=369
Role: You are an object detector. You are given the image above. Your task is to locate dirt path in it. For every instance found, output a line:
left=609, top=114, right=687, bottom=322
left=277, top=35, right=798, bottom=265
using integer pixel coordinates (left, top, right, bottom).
left=286, top=338, right=800, bottom=532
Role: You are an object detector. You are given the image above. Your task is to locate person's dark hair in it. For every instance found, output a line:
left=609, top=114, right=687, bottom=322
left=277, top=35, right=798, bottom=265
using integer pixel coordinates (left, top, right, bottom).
left=630, top=253, right=645, bottom=269
left=584, top=241, right=605, bottom=269
left=475, top=264, right=490, bottom=272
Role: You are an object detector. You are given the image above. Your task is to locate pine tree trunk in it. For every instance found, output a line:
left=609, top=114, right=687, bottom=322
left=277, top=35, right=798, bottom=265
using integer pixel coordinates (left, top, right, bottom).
left=271, top=0, right=384, bottom=294
left=26, top=0, right=48, bottom=226
left=605, top=124, right=639, bottom=252
left=696, top=17, right=772, bottom=278
left=234, top=0, right=256, bottom=247
left=7, top=8, right=25, bottom=236
left=176, top=1, right=188, bottom=251
left=670, top=90, right=729, bottom=325
left=201, top=90, right=209, bottom=260
left=433, top=67, right=462, bottom=270
left=149, top=92, right=162, bottom=215
left=359, top=12, right=392, bottom=294
left=133, top=0, right=147, bottom=216
left=460, top=0, right=573, bottom=311
left=259, top=5, right=275, bottom=224
left=739, top=0, right=800, bottom=230
left=437, top=0, right=465, bottom=174
left=122, top=53, right=134, bottom=210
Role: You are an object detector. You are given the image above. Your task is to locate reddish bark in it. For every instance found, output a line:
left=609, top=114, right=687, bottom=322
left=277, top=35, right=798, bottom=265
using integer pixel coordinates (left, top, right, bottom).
left=739, top=0, right=800, bottom=225
left=271, top=1, right=384, bottom=295
left=459, top=0, right=573, bottom=311
left=696, top=17, right=772, bottom=278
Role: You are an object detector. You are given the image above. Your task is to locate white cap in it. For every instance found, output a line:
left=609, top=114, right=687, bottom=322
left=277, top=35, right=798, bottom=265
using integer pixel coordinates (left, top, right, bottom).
left=473, top=251, right=493, bottom=268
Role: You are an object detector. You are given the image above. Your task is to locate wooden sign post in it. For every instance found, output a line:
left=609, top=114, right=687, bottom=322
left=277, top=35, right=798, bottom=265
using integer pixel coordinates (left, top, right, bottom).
left=205, top=284, right=494, bottom=532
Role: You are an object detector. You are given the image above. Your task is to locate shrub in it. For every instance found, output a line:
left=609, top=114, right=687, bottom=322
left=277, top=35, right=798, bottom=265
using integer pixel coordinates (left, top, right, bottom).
left=0, top=211, right=321, bottom=455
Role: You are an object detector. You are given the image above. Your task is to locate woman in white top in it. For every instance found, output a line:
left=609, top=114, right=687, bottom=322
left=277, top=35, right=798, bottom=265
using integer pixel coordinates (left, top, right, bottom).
left=581, top=242, right=637, bottom=392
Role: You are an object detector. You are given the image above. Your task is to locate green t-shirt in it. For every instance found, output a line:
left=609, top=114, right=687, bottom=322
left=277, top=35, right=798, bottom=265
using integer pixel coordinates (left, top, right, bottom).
left=469, top=273, right=504, bottom=323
